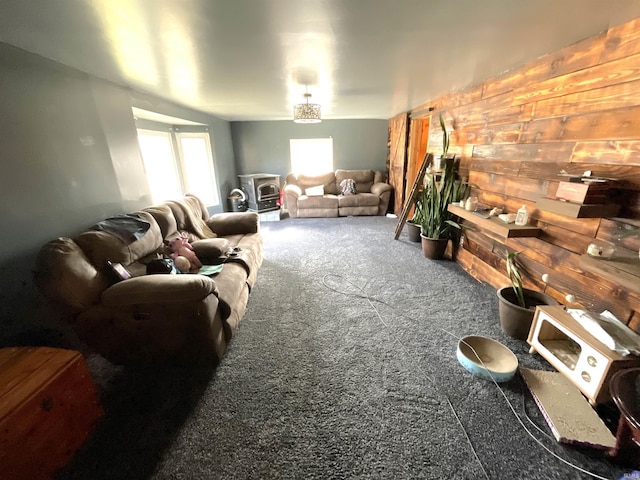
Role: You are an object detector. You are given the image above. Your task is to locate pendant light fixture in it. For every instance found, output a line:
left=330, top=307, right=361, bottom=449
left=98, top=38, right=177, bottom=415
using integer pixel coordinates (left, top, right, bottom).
left=293, top=90, right=321, bottom=124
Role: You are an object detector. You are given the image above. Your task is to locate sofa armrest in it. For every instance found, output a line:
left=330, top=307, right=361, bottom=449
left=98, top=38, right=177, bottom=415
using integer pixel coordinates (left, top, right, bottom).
left=284, top=184, right=302, bottom=197
left=206, top=212, right=259, bottom=236
left=371, top=182, right=393, bottom=196
left=102, top=274, right=218, bottom=306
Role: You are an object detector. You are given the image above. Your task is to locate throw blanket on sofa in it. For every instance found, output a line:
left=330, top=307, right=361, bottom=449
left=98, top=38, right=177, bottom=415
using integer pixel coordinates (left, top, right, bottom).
left=167, top=199, right=217, bottom=240
left=90, top=214, right=151, bottom=244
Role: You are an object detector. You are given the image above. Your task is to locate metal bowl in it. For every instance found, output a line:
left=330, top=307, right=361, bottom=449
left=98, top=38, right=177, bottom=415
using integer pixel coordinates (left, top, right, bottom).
left=457, top=335, right=518, bottom=382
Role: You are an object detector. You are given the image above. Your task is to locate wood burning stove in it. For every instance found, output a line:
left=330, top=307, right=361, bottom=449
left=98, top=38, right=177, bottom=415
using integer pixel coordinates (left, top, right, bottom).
left=238, top=174, right=281, bottom=212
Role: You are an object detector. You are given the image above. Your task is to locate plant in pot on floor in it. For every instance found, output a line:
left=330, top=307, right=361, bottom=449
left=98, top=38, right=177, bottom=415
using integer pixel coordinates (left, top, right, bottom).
left=406, top=198, right=426, bottom=243
left=497, top=251, right=558, bottom=340
left=417, top=160, right=461, bottom=259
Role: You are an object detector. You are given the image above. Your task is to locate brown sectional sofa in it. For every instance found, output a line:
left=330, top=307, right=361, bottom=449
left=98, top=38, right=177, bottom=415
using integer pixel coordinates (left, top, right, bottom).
left=283, top=169, right=393, bottom=218
left=35, top=194, right=262, bottom=366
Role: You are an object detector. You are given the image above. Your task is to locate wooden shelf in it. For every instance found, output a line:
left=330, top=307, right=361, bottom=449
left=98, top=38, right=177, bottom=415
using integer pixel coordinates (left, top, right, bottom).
left=580, top=247, right=640, bottom=294
left=536, top=197, right=620, bottom=218
left=448, top=204, right=541, bottom=238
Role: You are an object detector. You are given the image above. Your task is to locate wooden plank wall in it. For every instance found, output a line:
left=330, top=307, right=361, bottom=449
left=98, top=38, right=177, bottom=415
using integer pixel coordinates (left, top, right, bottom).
left=410, top=16, right=640, bottom=333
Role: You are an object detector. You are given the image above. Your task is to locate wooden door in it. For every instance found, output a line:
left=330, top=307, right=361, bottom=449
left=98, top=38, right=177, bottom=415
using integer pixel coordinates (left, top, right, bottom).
left=406, top=116, right=431, bottom=204
left=387, top=112, right=409, bottom=216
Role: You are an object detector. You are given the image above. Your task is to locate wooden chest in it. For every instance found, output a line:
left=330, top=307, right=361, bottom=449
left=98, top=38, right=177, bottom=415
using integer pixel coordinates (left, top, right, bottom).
left=0, top=347, right=104, bottom=480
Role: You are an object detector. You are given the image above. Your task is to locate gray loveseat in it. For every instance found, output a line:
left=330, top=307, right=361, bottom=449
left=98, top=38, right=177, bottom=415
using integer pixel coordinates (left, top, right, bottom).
left=283, top=169, right=393, bottom=218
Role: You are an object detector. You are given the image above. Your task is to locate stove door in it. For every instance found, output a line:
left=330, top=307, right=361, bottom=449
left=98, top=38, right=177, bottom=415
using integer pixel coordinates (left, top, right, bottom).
left=257, top=183, right=280, bottom=201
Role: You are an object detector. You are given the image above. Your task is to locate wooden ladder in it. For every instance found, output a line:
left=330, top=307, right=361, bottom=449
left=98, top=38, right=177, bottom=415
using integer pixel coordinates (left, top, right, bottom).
left=393, top=152, right=433, bottom=240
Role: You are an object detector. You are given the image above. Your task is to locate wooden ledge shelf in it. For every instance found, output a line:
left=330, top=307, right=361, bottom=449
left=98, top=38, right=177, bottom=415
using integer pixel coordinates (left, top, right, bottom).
left=448, top=204, right=541, bottom=238
left=536, top=197, right=620, bottom=218
left=580, top=247, right=640, bottom=294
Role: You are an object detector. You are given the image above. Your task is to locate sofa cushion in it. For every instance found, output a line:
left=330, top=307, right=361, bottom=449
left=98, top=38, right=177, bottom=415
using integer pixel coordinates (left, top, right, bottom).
left=206, top=212, right=259, bottom=236
left=35, top=237, right=109, bottom=313
left=335, top=169, right=375, bottom=193
left=74, top=211, right=163, bottom=267
left=338, top=192, right=380, bottom=207
left=102, top=274, right=218, bottom=306
left=192, top=238, right=231, bottom=263
left=298, top=194, right=339, bottom=209
left=144, top=204, right=178, bottom=240
left=185, top=193, right=210, bottom=221
left=167, top=199, right=217, bottom=239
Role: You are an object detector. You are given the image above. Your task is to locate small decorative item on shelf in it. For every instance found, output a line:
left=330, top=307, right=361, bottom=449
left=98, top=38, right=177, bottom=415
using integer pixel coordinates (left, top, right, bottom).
left=489, top=207, right=502, bottom=217
left=464, top=196, right=478, bottom=212
left=498, top=213, right=517, bottom=224
left=515, top=205, right=529, bottom=226
left=587, top=241, right=616, bottom=259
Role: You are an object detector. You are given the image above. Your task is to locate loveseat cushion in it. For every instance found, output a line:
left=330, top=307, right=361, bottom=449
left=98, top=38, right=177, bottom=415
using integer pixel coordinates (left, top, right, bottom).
left=285, top=172, right=338, bottom=195
left=338, top=192, right=380, bottom=207
left=335, top=169, right=375, bottom=193
left=298, top=194, right=339, bottom=209
left=74, top=211, right=163, bottom=267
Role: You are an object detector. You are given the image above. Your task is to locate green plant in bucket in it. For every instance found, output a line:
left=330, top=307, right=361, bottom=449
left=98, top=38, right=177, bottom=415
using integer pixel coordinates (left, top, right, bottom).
left=506, top=251, right=525, bottom=308
left=417, top=160, right=460, bottom=240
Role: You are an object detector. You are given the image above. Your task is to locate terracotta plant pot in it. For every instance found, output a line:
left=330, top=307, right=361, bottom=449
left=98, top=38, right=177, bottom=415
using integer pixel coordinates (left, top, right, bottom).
left=406, top=221, right=421, bottom=242
left=496, top=286, right=559, bottom=340
left=420, top=234, right=448, bottom=260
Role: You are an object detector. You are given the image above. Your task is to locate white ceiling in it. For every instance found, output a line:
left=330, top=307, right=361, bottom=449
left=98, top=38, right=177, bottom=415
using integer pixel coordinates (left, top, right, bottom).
left=1, top=0, right=640, bottom=121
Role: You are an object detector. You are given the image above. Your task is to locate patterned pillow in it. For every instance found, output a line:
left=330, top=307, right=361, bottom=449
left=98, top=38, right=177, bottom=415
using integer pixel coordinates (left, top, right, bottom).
left=340, top=178, right=357, bottom=195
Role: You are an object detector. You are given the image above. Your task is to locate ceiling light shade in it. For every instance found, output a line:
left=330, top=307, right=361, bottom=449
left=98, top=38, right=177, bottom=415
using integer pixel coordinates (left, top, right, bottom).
left=293, top=93, right=321, bottom=123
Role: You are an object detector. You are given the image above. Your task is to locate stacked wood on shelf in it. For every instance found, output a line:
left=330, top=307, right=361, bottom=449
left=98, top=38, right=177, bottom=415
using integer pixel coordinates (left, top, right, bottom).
left=405, top=16, right=640, bottom=333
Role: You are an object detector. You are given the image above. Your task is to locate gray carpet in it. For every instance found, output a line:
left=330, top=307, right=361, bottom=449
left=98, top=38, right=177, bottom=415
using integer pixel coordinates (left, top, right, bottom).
left=60, top=216, right=629, bottom=480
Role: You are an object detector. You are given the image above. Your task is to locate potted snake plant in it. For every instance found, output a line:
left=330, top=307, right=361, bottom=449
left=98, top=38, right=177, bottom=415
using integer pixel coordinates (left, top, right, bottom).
left=497, top=251, right=558, bottom=340
left=417, top=160, right=461, bottom=259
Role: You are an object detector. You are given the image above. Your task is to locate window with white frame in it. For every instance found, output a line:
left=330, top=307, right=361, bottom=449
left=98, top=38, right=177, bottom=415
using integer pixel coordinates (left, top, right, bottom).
left=290, top=138, right=333, bottom=176
left=175, top=132, right=219, bottom=206
left=137, top=129, right=219, bottom=206
left=137, top=130, right=182, bottom=203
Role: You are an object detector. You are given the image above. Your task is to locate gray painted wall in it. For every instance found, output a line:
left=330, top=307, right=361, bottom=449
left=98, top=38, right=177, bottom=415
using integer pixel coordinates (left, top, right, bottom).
left=0, top=42, right=235, bottom=346
left=0, top=43, right=388, bottom=349
left=230, top=120, right=389, bottom=185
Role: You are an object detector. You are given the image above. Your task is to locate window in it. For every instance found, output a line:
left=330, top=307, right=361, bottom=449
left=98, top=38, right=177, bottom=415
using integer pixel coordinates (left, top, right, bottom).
left=137, top=130, right=182, bottom=202
left=137, top=129, right=219, bottom=206
left=175, top=132, right=219, bottom=206
left=290, top=138, right=333, bottom=176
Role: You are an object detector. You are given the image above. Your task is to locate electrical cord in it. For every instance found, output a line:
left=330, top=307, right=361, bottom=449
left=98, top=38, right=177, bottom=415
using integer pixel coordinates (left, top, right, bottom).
left=321, top=273, right=613, bottom=480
